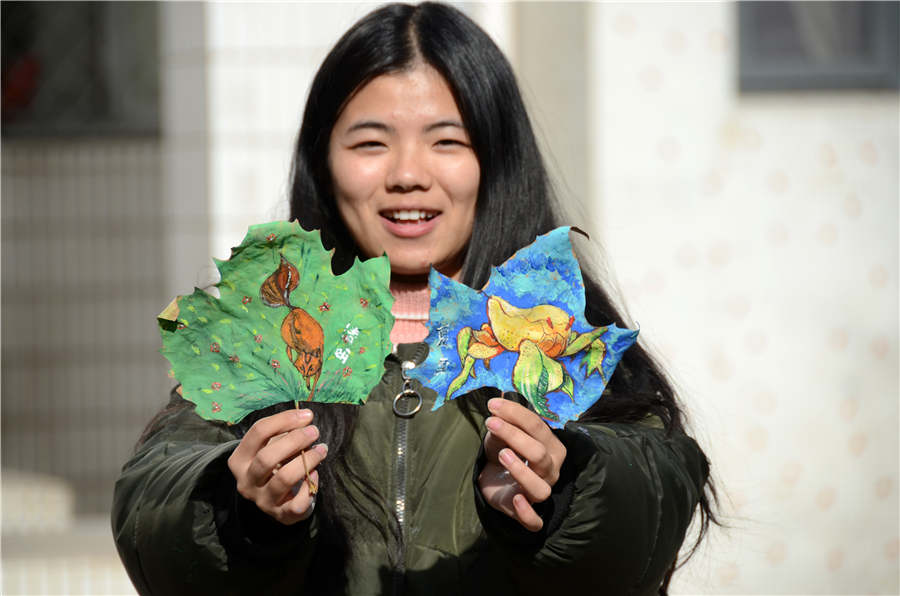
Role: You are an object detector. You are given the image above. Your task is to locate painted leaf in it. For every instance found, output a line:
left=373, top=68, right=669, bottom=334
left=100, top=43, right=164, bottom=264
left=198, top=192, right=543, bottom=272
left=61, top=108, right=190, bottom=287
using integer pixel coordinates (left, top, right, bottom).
left=407, top=227, right=638, bottom=428
left=159, top=221, right=394, bottom=424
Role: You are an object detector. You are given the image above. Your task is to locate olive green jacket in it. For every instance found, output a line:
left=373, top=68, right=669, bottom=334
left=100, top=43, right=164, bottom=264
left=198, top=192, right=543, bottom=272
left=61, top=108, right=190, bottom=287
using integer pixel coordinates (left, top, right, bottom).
left=112, top=345, right=708, bottom=595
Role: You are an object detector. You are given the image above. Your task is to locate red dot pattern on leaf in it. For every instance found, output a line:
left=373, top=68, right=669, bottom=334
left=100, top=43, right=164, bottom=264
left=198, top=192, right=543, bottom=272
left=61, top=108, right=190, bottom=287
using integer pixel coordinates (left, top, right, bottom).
left=342, top=367, right=352, bottom=377
left=266, top=233, right=276, bottom=242
left=211, top=382, right=222, bottom=391
left=359, top=347, right=366, bottom=354
left=212, top=401, right=222, bottom=412
left=254, top=335, right=263, bottom=343
left=229, top=354, right=240, bottom=363
left=242, top=296, right=252, bottom=304
left=319, top=302, right=331, bottom=312
left=271, top=359, right=280, bottom=369
left=210, top=343, right=220, bottom=353
left=360, top=298, right=368, bottom=307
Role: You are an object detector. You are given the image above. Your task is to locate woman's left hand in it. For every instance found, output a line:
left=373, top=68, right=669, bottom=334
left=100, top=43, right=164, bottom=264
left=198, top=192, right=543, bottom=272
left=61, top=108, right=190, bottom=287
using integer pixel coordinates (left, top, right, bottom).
left=478, top=396, right=567, bottom=532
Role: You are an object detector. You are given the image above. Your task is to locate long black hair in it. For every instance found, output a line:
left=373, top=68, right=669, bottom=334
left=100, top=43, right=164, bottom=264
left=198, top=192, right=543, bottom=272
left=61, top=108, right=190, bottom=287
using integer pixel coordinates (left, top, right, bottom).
left=287, top=2, right=716, bottom=591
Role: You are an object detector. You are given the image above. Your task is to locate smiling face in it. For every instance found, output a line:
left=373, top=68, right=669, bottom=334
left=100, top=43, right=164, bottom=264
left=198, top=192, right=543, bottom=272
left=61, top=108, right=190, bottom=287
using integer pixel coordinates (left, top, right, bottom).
left=328, top=64, right=480, bottom=281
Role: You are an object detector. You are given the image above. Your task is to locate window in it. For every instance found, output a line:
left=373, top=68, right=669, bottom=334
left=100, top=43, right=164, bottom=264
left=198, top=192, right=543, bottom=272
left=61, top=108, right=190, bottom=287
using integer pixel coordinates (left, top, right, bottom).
left=739, top=1, right=899, bottom=91
left=1, top=2, right=159, bottom=136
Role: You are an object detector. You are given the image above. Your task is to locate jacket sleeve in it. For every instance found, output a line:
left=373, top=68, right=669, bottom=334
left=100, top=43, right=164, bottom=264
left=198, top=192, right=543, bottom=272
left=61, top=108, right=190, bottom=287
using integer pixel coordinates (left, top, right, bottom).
left=474, top=417, right=709, bottom=595
left=111, top=397, right=319, bottom=595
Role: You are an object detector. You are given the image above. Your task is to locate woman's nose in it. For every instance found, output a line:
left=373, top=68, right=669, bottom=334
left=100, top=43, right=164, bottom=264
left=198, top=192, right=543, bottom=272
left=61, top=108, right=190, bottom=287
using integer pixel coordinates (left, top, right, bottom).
left=385, top=145, right=432, bottom=192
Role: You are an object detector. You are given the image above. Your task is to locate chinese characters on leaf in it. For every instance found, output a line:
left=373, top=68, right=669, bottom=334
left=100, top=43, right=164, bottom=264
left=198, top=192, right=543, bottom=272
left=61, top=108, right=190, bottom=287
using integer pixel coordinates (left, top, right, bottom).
left=158, top=221, right=394, bottom=424
left=407, top=227, right=639, bottom=429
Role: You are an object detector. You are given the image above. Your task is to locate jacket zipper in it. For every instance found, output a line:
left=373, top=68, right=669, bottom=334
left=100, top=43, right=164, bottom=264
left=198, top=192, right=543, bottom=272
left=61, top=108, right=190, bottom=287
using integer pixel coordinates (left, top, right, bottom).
left=392, top=407, right=408, bottom=596
left=390, top=349, right=426, bottom=596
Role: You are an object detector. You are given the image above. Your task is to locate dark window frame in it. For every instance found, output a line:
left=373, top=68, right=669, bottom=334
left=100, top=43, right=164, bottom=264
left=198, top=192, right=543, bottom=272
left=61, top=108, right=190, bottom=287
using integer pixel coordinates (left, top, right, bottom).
left=1, top=1, right=160, bottom=138
left=739, top=1, right=899, bottom=92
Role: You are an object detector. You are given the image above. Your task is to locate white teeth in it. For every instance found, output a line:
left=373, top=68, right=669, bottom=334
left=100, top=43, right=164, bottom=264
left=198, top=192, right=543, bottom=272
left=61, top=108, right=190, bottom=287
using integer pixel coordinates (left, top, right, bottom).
left=389, top=210, right=435, bottom=221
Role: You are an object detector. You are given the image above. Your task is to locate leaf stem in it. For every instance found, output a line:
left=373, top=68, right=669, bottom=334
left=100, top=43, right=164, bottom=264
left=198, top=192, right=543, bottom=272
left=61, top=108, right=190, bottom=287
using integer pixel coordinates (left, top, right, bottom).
left=293, top=399, right=318, bottom=497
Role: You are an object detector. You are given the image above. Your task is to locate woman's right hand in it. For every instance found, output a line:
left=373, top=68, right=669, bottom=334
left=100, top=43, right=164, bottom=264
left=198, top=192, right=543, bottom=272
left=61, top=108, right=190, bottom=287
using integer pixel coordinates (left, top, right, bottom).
left=227, top=408, right=328, bottom=525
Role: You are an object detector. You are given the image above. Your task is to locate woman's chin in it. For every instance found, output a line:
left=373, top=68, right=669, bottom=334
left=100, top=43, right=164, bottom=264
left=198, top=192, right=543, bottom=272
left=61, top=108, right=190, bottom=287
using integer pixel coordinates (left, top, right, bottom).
left=385, top=251, right=464, bottom=283
left=389, top=263, right=462, bottom=283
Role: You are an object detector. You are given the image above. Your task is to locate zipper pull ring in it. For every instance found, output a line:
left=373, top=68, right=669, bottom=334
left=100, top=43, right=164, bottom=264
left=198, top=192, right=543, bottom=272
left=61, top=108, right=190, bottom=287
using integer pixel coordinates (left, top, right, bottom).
left=393, top=360, right=423, bottom=418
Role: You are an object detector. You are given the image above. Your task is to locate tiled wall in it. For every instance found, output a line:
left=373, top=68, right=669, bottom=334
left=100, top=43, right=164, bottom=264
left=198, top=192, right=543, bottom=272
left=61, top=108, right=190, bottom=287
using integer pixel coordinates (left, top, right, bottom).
left=2, top=516, right=136, bottom=595
left=591, top=4, right=898, bottom=593
left=1, top=138, right=169, bottom=515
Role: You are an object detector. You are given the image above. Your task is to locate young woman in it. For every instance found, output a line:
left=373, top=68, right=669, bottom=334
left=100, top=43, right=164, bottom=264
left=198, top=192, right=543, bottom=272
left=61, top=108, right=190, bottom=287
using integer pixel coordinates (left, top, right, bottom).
left=113, top=4, right=715, bottom=594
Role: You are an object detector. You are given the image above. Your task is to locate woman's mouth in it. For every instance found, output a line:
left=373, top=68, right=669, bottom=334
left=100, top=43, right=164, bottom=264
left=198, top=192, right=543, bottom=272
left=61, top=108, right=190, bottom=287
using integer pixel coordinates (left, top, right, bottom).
left=379, top=209, right=440, bottom=238
left=381, top=209, right=439, bottom=223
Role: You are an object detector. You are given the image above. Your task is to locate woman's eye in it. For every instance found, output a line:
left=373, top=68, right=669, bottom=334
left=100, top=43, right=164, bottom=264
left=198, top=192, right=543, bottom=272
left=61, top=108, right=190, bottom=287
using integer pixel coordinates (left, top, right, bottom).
left=435, top=139, right=466, bottom=148
left=353, top=141, right=385, bottom=150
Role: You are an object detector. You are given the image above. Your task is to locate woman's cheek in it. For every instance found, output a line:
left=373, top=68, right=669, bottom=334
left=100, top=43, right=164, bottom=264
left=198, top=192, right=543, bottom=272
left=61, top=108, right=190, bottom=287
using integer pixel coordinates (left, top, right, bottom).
left=335, top=158, right=383, bottom=201
left=443, top=157, right=480, bottom=199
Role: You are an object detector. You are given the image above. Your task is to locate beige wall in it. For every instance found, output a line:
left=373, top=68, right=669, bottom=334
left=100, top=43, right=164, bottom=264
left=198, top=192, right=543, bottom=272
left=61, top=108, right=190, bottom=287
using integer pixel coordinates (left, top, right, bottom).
left=513, top=3, right=592, bottom=232
left=591, top=4, right=898, bottom=593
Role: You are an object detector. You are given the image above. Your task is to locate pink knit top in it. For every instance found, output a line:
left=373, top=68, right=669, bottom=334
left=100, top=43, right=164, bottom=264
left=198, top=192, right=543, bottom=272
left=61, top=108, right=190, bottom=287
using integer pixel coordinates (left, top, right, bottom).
left=389, top=281, right=430, bottom=344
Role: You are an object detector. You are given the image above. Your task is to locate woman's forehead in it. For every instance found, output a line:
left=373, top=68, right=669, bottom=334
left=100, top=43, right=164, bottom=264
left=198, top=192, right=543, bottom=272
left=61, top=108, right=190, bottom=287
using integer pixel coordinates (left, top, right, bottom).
left=334, top=64, right=463, bottom=130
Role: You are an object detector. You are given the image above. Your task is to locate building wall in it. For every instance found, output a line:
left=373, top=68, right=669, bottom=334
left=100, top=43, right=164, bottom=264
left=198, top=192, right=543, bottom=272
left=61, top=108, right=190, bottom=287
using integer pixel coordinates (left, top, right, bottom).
left=160, top=2, right=211, bottom=300
left=591, top=4, right=898, bottom=593
left=1, top=139, right=168, bottom=516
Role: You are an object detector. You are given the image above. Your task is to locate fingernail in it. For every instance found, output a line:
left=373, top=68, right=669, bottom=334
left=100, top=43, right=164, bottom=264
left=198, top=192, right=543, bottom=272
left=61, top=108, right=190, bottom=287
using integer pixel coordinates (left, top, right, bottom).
left=296, top=409, right=313, bottom=421
left=485, top=417, right=502, bottom=432
left=317, top=442, right=329, bottom=456
left=487, top=398, right=502, bottom=413
left=304, top=425, right=319, bottom=439
left=499, top=449, right=515, bottom=465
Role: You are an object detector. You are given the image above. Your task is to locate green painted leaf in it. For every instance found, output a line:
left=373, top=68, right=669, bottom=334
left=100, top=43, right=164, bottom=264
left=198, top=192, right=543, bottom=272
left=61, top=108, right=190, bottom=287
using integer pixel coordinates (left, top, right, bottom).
left=560, top=369, right=574, bottom=400
left=579, top=338, right=607, bottom=381
left=512, top=341, right=562, bottom=421
left=159, top=221, right=394, bottom=424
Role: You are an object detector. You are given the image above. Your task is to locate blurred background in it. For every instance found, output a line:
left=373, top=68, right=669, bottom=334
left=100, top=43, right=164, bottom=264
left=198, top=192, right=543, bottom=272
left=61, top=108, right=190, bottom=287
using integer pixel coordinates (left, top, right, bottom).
left=1, top=2, right=897, bottom=594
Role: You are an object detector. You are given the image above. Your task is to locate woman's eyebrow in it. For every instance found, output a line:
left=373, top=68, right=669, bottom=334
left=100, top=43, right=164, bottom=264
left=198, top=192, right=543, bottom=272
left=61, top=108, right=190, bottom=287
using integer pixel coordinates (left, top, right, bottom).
left=424, top=120, right=465, bottom=133
left=345, top=120, right=393, bottom=134
left=343, top=119, right=465, bottom=134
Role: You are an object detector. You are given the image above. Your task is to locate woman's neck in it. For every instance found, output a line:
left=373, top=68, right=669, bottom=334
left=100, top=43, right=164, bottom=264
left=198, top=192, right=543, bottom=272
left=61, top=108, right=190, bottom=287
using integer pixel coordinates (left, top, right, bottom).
left=389, top=278, right=430, bottom=345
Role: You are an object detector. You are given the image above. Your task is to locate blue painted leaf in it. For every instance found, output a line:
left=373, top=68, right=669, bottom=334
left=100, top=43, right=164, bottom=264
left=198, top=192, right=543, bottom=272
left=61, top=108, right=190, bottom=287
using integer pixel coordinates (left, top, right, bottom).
left=408, top=227, right=638, bottom=428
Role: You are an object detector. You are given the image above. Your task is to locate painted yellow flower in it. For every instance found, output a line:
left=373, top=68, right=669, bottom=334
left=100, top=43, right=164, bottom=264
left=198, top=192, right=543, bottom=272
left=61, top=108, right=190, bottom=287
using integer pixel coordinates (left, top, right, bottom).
left=447, top=295, right=609, bottom=422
